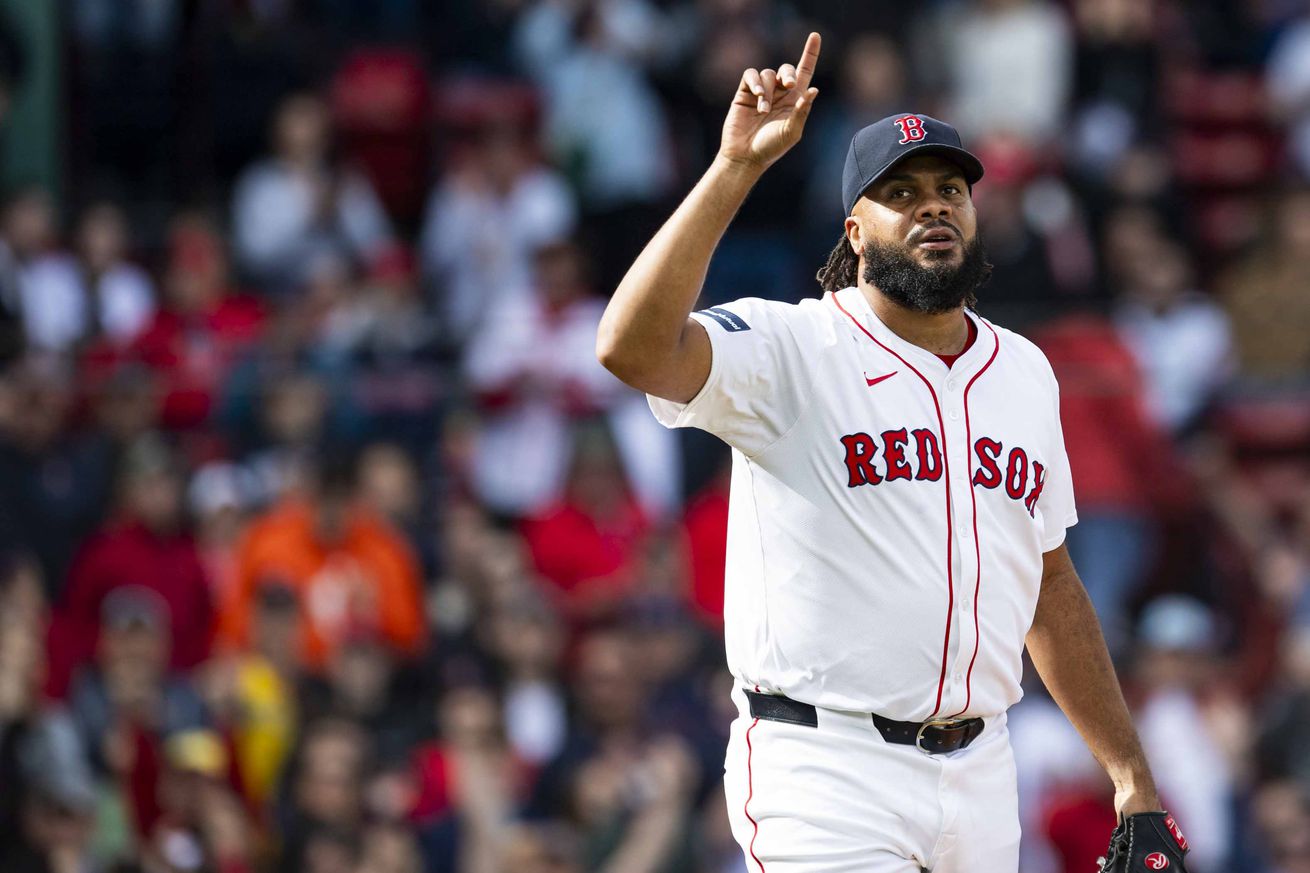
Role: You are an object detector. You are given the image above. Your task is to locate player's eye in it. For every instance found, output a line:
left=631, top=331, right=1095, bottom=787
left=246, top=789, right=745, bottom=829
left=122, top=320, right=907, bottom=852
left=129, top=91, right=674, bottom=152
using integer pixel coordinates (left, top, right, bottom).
left=942, top=185, right=961, bottom=196
left=891, top=188, right=912, bottom=199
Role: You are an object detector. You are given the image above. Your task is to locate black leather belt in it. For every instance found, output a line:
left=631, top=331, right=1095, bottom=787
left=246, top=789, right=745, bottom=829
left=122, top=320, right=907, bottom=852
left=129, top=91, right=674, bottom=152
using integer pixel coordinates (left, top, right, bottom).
left=745, top=690, right=985, bottom=755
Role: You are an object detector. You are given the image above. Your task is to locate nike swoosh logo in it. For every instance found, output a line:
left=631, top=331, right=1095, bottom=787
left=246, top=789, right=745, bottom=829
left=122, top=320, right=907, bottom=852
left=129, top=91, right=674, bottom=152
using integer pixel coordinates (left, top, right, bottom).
left=864, top=371, right=898, bottom=387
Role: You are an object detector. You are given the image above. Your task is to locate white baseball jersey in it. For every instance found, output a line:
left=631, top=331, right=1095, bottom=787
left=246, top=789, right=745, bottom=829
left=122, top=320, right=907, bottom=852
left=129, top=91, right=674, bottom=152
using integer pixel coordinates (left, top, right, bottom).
left=649, top=286, right=1077, bottom=721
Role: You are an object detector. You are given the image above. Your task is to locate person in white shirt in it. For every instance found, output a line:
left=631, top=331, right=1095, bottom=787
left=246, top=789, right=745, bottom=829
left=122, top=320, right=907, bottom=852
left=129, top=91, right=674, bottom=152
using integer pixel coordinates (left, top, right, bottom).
left=232, top=92, right=393, bottom=294
left=1, top=188, right=152, bottom=353
left=419, top=121, right=576, bottom=342
left=74, top=201, right=156, bottom=346
left=596, top=33, right=1183, bottom=873
left=463, top=242, right=678, bottom=520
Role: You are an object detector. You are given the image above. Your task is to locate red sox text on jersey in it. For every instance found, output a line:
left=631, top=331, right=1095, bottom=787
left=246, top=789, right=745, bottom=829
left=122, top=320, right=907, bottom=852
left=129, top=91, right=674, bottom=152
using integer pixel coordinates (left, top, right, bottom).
left=841, top=429, right=1048, bottom=518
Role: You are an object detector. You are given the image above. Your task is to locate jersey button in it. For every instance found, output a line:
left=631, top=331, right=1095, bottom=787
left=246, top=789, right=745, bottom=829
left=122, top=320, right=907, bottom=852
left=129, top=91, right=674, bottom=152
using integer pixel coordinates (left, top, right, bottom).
left=948, top=410, right=960, bottom=421
left=946, top=379, right=958, bottom=391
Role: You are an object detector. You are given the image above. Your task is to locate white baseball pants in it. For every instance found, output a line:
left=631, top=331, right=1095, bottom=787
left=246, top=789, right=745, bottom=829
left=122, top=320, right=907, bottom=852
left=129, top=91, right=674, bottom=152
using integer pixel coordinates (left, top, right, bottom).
left=724, top=686, right=1021, bottom=873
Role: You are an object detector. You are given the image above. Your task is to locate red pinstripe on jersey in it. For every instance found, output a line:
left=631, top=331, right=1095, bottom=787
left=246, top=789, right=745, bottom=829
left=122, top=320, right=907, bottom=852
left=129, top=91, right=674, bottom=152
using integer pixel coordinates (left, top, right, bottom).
left=744, top=685, right=765, bottom=872
left=830, top=292, right=956, bottom=717
left=950, top=318, right=1000, bottom=718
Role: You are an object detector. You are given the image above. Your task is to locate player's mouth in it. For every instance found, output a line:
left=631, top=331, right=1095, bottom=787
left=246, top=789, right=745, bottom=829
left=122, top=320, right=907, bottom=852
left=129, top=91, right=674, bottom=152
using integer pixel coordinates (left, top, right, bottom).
left=914, top=228, right=958, bottom=251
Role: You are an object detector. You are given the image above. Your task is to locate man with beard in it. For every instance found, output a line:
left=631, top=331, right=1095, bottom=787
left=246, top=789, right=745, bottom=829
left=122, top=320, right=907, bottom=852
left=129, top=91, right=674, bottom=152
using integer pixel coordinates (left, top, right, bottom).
left=596, top=33, right=1190, bottom=873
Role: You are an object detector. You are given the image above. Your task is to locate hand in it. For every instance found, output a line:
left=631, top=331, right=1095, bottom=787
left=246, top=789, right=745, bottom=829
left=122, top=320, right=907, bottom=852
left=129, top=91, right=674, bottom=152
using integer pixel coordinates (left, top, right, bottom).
left=718, top=32, right=821, bottom=171
left=197, top=784, right=252, bottom=864
left=640, top=737, right=697, bottom=807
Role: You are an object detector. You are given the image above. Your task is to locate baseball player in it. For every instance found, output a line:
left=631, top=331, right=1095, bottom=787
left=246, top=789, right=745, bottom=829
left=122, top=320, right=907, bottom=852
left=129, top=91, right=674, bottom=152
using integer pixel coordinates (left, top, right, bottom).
left=596, top=32, right=1190, bottom=873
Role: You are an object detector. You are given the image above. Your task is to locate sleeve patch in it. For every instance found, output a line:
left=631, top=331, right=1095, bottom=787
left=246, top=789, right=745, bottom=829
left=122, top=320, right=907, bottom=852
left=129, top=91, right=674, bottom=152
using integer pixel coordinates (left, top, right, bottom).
left=699, top=306, right=751, bottom=332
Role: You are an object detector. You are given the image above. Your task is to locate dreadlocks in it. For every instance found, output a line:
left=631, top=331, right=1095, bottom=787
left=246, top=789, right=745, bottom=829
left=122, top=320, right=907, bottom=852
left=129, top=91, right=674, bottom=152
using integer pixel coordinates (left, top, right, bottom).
left=816, top=233, right=860, bottom=295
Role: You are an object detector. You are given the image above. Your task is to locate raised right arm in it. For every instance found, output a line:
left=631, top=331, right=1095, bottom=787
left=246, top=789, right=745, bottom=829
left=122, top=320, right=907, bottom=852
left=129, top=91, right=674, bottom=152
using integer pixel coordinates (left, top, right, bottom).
left=596, top=33, right=822, bottom=403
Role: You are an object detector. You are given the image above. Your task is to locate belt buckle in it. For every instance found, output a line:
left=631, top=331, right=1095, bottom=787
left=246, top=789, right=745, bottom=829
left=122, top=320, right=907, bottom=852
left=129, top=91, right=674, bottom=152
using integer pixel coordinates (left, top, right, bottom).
left=914, top=717, right=970, bottom=755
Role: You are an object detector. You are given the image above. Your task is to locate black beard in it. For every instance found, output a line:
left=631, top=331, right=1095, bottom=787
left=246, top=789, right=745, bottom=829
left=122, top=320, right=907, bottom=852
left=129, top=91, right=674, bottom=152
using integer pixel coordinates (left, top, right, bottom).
left=862, top=235, right=991, bottom=314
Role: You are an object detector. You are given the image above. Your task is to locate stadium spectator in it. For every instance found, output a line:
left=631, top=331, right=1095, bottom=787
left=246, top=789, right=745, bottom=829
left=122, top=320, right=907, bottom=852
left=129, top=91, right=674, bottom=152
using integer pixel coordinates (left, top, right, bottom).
left=129, top=214, right=266, bottom=431
left=0, top=198, right=154, bottom=360
left=1033, top=316, right=1183, bottom=655
left=66, top=584, right=210, bottom=843
left=1112, top=234, right=1233, bottom=435
left=968, top=141, right=1065, bottom=328
left=1009, top=678, right=1105, bottom=873
left=356, top=442, right=427, bottom=561
left=528, top=626, right=698, bottom=872
left=409, top=685, right=524, bottom=870
left=224, top=368, right=334, bottom=506
left=73, top=201, right=156, bottom=348
left=357, top=822, right=425, bottom=873
left=934, top=0, right=1074, bottom=145
left=1131, top=596, right=1243, bottom=872
left=2, top=186, right=85, bottom=354
left=333, top=248, right=445, bottom=453
left=1250, top=780, right=1310, bottom=873
left=220, top=454, right=426, bottom=671
left=1257, top=620, right=1310, bottom=790
left=46, top=436, right=215, bottom=697
left=0, top=561, right=52, bottom=840
left=464, top=242, right=678, bottom=520
left=482, top=593, right=568, bottom=767
left=1267, top=10, right=1310, bottom=181
left=681, top=464, right=730, bottom=629
left=688, top=15, right=810, bottom=306
left=0, top=712, right=99, bottom=873
left=278, top=718, right=373, bottom=872
left=1067, top=0, right=1162, bottom=177
left=144, top=728, right=257, bottom=873
left=232, top=92, right=393, bottom=294
left=520, top=430, right=651, bottom=624
left=496, top=821, right=584, bottom=873
left=1217, top=187, right=1310, bottom=384
left=419, top=114, right=577, bottom=342
left=514, top=1, right=674, bottom=291
left=298, top=627, right=429, bottom=761
left=802, top=33, right=910, bottom=233
left=0, top=358, right=115, bottom=598
left=200, top=582, right=301, bottom=807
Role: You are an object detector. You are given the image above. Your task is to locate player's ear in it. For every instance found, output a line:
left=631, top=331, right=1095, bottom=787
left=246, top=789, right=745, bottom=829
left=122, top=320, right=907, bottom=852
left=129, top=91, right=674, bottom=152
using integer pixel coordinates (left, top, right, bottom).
left=844, top=215, right=862, bottom=255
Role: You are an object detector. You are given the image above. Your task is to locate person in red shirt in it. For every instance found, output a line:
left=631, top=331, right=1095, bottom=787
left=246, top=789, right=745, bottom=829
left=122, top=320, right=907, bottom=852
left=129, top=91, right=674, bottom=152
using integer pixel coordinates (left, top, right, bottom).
left=128, top=213, right=265, bottom=430
left=1031, top=314, right=1187, bottom=657
left=681, top=461, right=730, bottom=630
left=46, top=436, right=215, bottom=697
left=520, top=429, right=650, bottom=624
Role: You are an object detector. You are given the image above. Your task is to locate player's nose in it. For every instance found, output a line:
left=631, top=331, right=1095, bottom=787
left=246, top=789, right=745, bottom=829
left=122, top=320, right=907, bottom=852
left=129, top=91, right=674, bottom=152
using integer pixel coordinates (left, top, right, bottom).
left=916, top=192, right=953, bottom=222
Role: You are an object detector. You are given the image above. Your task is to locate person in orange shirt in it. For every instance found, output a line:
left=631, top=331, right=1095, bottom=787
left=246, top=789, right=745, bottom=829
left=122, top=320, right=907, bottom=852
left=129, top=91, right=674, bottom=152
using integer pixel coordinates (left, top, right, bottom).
left=220, top=454, right=426, bottom=670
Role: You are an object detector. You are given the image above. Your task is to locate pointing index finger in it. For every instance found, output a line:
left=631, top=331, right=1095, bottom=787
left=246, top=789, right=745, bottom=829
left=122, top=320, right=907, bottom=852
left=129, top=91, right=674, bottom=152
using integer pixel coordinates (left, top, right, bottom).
left=795, top=32, right=821, bottom=90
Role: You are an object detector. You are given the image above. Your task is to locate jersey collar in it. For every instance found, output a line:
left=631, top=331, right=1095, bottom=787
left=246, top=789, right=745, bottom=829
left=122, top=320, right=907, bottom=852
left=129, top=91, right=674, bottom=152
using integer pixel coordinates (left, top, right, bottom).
left=834, top=286, right=997, bottom=382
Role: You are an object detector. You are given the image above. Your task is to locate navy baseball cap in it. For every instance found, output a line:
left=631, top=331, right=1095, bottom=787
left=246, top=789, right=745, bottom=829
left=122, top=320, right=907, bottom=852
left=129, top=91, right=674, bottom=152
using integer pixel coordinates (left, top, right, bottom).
left=842, top=113, right=985, bottom=215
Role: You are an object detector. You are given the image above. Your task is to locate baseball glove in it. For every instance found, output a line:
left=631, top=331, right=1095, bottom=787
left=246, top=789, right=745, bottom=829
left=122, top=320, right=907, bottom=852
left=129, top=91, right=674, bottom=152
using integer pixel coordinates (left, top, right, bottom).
left=1097, top=811, right=1190, bottom=872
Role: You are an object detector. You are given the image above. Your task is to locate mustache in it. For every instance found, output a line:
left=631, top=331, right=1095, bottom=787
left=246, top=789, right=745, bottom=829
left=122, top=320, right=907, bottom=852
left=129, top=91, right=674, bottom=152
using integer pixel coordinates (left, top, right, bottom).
left=907, top=220, right=962, bottom=244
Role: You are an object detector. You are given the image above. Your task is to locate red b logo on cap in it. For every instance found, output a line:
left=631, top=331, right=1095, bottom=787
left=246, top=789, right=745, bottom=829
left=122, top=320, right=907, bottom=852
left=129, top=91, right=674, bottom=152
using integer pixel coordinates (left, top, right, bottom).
left=1144, top=853, right=1170, bottom=870
left=893, top=115, right=926, bottom=144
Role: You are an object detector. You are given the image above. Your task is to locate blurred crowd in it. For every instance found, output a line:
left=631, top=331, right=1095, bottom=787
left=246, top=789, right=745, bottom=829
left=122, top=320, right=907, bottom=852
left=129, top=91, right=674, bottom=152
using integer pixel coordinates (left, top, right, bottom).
left=0, top=1, right=1307, bottom=872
